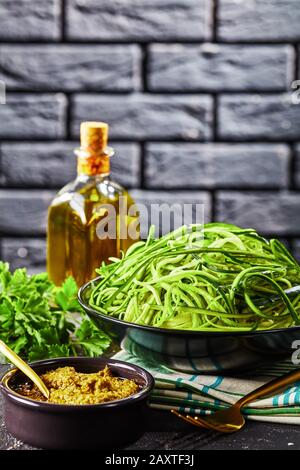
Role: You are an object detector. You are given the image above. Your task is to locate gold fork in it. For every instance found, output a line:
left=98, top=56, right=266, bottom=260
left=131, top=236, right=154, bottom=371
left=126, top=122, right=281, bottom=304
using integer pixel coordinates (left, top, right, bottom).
left=171, top=367, right=300, bottom=433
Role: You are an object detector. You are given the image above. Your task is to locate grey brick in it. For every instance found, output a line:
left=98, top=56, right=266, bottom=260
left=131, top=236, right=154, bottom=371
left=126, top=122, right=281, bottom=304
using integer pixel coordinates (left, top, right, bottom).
left=0, top=94, right=66, bottom=139
left=0, top=190, right=55, bottom=235
left=1, top=142, right=140, bottom=188
left=145, top=143, right=290, bottom=189
left=148, top=44, right=293, bottom=91
left=219, top=0, right=300, bottom=42
left=295, top=144, right=300, bottom=188
left=72, top=94, right=213, bottom=141
left=219, top=94, right=300, bottom=140
left=0, top=45, right=141, bottom=92
left=216, top=191, right=300, bottom=235
left=66, top=0, right=211, bottom=41
left=110, top=143, right=141, bottom=188
left=130, top=190, right=211, bottom=238
left=0, top=142, right=76, bottom=188
left=0, top=0, right=61, bottom=41
left=2, top=238, right=46, bottom=273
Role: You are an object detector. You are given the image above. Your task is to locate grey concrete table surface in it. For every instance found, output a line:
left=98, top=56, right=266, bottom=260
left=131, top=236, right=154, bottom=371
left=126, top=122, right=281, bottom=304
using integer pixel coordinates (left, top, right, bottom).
left=1, top=364, right=300, bottom=451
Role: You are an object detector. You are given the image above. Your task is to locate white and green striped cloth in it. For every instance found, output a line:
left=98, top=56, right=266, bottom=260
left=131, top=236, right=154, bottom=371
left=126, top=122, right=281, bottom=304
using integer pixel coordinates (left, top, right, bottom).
left=114, top=350, right=300, bottom=425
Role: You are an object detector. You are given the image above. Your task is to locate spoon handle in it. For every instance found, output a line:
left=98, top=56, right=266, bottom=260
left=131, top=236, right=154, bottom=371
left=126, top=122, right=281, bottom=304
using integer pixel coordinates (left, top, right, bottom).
left=0, top=340, right=49, bottom=399
left=237, top=368, right=300, bottom=408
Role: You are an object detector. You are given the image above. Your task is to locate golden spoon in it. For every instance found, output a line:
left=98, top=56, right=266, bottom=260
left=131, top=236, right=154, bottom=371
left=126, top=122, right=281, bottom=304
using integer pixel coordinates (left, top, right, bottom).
left=0, top=340, right=50, bottom=399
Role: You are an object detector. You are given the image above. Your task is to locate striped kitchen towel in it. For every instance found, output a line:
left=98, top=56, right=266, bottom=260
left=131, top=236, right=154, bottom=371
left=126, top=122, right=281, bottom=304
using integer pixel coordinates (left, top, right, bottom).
left=114, top=349, right=300, bottom=424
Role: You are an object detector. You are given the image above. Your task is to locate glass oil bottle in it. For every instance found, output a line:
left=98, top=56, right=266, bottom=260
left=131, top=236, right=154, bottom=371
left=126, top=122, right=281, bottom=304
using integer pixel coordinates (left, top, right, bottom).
left=47, top=122, right=139, bottom=286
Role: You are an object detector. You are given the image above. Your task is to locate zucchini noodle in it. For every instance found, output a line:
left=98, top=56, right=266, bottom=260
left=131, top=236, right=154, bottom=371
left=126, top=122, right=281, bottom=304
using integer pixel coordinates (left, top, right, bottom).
left=89, top=223, right=300, bottom=331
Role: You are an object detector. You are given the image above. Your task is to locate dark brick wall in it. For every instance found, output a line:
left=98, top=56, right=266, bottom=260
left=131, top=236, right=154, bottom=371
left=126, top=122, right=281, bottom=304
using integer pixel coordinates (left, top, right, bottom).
left=0, top=0, right=299, bottom=271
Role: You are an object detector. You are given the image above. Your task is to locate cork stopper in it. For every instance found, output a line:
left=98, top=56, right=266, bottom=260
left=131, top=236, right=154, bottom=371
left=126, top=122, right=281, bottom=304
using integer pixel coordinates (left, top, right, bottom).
left=77, top=121, right=112, bottom=176
left=80, top=121, right=109, bottom=153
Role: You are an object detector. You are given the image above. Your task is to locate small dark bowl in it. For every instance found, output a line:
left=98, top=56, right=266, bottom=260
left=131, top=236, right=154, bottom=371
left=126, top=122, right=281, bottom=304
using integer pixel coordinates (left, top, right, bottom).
left=79, top=277, right=300, bottom=374
left=0, top=357, right=154, bottom=450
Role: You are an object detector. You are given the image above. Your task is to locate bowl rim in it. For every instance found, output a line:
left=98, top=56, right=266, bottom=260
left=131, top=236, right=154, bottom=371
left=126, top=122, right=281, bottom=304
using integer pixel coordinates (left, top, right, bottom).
left=78, top=277, right=300, bottom=338
left=0, top=356, right=154, bottom=411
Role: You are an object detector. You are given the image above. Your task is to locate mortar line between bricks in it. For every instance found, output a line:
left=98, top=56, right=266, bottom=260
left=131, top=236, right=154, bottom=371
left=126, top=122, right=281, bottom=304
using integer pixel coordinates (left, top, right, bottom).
left=0, top=139, right=140, bottom=145
left=210, top=191, right=216, bottom=222
left=0, top=186, right=295, bottom=193
left=137, top=185, right=291, bottom=192
left=212, top=0, right=218, bottom=42
left=60, top=0, right=66, bottom=41
left=141, top=45, right=148, bottom=91
left=294, top=44, right=299, bottom=80
left=0, top=139, right=298, bottom=145
left=212, top=94, right=218, bottom=141
left=1, top=39, right=300, bottom=46
left=213, top=187, right=299, bottom=193
left=4, top=90, right=141, bottom=95
left=139, top=142, right=146, bottom=189
left=3, top=90, right=295, bottom=95
left=0, top=143, right=2, bottom=179
left=64, top=92, right=72, bottom=140
left=0, top=140, right=296, bottom=144
left=1, top=138, right=299, bottom=144
left=288, top=143, right=297, bottom=189
left=0, top=235, right=46, bottom=240
left=0, top=236, right=47, bottom=240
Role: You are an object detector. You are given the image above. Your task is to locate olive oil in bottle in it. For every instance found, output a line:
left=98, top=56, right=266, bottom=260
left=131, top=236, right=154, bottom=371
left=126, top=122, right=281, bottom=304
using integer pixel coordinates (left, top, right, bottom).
left=47, top=122, right=139, bottom=286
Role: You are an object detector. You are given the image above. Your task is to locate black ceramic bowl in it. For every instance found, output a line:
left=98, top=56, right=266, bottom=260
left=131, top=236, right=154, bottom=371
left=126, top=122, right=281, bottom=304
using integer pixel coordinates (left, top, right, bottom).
left=0, top=357, right=154, bottom=450
left=79, top=278, right=300, bottom=374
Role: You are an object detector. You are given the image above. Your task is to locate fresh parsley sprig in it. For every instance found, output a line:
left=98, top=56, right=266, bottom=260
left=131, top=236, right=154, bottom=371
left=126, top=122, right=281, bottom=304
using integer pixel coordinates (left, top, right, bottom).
left=0, top=262, right=111, bottom=362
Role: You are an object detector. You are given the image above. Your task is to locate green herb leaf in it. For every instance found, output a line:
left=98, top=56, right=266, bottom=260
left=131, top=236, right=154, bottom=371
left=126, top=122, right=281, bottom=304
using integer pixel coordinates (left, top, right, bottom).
left=75, top=319, right=111, bottom=357
left=0, top=263, right=111, bottom=361
left=55, top=277, right=80, bottom=312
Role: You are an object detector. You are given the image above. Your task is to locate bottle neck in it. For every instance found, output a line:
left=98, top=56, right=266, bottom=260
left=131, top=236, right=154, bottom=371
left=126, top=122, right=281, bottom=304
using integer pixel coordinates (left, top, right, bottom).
left=75, top=146, right=114, bottom=177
